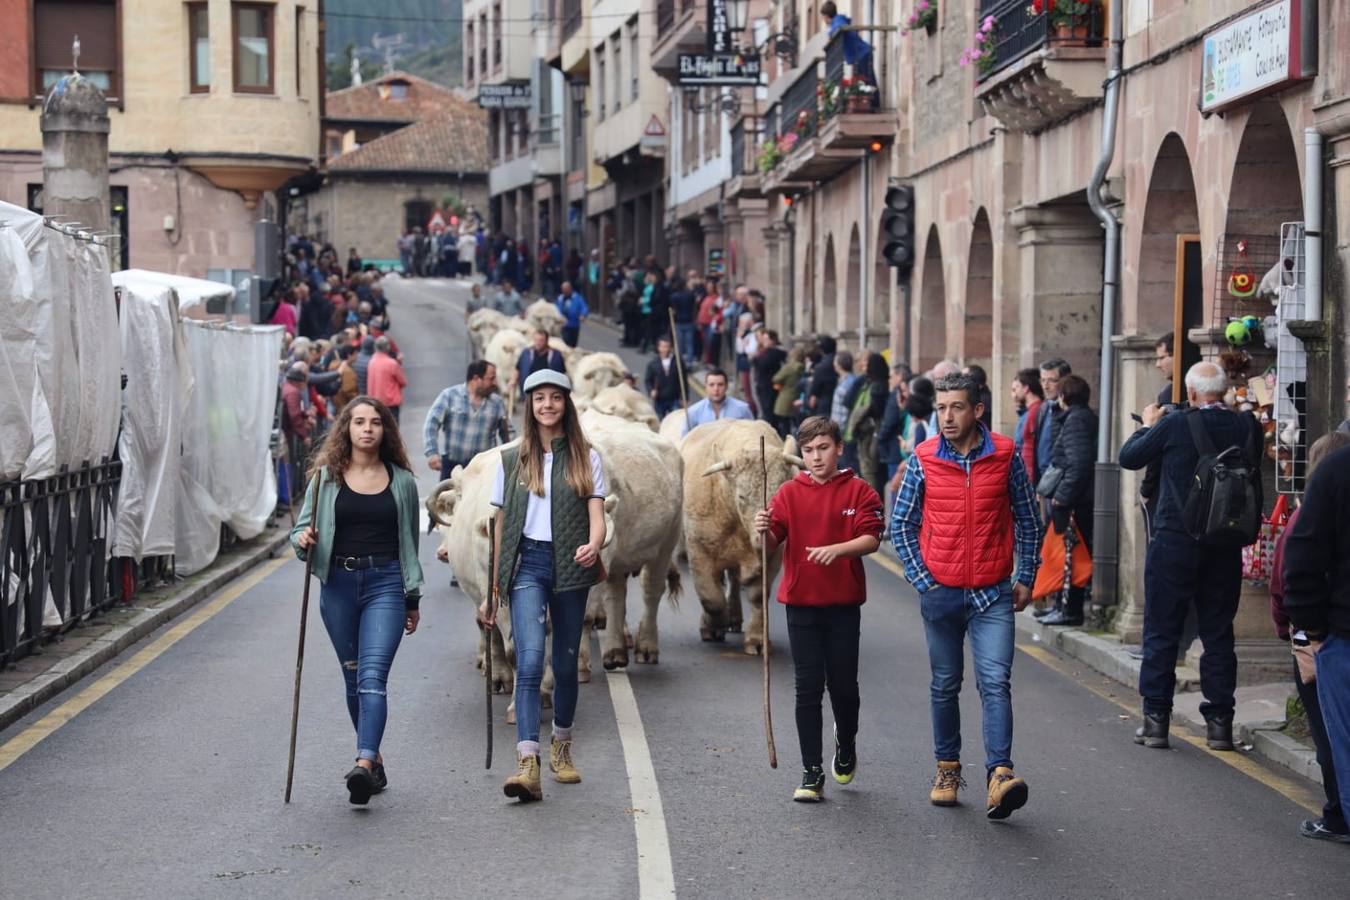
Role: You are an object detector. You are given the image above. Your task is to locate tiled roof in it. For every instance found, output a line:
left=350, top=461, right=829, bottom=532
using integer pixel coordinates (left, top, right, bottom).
left=325, top=71, right=477, bottom=123
left=327, top=112, right=489, bottom=174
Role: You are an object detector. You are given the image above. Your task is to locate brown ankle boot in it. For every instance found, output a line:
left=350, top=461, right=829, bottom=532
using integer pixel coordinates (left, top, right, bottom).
left=986, top=766, right=1028, bottom=820
left=930, top=761, right=963, bottom=806
left=503, top=753, right=542, bottom=802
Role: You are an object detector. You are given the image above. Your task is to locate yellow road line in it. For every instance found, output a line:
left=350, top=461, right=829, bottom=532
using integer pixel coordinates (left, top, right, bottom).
left=865, top=554, right=1322, bottom=814
left=0, top=557, right=289, bottom=773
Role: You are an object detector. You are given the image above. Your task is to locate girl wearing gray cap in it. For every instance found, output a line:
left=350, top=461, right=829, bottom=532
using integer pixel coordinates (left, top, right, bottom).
left=480, top=369, right=606, bottom=802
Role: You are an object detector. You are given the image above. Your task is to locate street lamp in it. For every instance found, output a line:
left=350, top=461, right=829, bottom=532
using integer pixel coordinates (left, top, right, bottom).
left=726, top=1, right=797, bottom=69
left=684, top=88, right=742, bottom=117
left=729, top=0, right=750, bottom=32
left=567, top=76, right=588, bottom=113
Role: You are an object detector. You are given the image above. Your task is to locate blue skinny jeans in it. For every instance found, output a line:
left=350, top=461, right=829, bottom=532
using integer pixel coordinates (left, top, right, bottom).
left=510, top=540, right=589, bottom=747
left=319, top=561, right=406, bottom=762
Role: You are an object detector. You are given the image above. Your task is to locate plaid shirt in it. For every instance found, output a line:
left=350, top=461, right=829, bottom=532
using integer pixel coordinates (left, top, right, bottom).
left=423, top=384, right=507, bottom=463
left=889, top=426, right=1041, bottom=610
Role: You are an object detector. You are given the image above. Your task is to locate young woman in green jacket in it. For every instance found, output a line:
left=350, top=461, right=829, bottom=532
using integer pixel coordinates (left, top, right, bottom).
left=292, top=395, right=424, bottom=805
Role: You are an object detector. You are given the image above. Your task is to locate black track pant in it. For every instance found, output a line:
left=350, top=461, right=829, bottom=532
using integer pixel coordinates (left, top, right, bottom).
left=786, top=603, right=861, bottom=769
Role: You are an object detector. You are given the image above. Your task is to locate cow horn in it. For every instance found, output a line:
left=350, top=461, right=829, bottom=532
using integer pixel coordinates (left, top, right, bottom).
left=782, top=453, right=806, bottom=469
left=701, top=459, right=733, bottom=477
left=425, top=478, right=455, bottom=527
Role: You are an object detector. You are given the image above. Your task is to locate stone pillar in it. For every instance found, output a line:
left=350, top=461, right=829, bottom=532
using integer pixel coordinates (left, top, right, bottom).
left=763, top=221, right=787, bottom=336
left=1011, top=204, right=1104, bottom=387
left=40, top=74, right=110, bottom=234
left=699, top=209, right=725, bottom=280
left=1110, top=334, right=1161, bottom=642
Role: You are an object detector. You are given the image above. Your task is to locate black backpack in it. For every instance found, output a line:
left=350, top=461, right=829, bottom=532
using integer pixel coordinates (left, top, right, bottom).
left=1181, top=410, right=1260, bottom=548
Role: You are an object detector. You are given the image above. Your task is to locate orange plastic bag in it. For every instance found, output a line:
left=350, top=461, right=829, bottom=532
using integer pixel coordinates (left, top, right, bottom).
left=1033, top=519, right=1093, bottom=601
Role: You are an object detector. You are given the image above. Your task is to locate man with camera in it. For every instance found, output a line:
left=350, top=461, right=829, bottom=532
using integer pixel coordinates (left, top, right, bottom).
left=1119, top=361, right=1264, bottom=752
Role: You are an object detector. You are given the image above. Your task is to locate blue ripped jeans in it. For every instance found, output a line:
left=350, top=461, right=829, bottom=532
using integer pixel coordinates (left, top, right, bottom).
left=920, top=582, right=1016, bottom=775
left=510, top=540, right=589, bottom=747
left=319, top=561, right=406, bottom=762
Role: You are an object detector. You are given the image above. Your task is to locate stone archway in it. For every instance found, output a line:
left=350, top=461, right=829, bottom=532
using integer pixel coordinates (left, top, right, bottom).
left=844, top=225, right=861, bottom=333
left=918, top=225, right=946, bottom=371
left=1225, top=99, right=1302, bottom=237
left=964, top=209, right=994, bottom=374
left=822, top=235, right=838, bottom=336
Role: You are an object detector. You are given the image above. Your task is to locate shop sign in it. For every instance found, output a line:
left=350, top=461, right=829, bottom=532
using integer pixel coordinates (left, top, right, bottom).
left=478, top=83, right=531, bottom=109
left=1199, top=0, right=1313, bottom=114
left=707, top=0, right=733, bottom=54
left=707, top=248, right=725, bottom=276
left=678, top=53, right=763, bottom=86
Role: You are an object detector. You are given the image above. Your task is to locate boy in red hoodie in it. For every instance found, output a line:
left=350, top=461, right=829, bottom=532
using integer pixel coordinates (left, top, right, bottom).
left=755, top=416, right=883, bottom=801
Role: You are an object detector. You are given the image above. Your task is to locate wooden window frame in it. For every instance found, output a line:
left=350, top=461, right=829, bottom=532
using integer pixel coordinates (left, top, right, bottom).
left=29, top=0, right=124, bottom=107
left=231, top=1, right=274, bottom=94
left=188, top=1, right=209, bottom=93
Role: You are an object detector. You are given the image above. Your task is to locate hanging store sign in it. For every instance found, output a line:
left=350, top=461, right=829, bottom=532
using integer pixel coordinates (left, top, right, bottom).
left=678, top=53, right=763, bottom=86
left=478, top=83, right=531, bottom=109
left=1199, top=0, right=1314, bottom=114
left=707, top=0, right=733, bottom=54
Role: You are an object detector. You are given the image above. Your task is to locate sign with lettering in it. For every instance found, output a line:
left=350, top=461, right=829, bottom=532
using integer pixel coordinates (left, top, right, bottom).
left=707, top=0, right=733, bottom=54
left=1199, top=0, right=1313, bottom=114
left=678, top=54, right=762, bottom=86
left=478, top=83, right=531, bottom=109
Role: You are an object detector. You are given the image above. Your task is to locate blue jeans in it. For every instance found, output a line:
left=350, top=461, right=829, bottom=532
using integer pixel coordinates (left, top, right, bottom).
left=319, top=561, right=406, bottom=762
left=920, top=582, right=1015, bottom=774
left=675, top=323, right=696, bottom=363
left=1317, top=635, right=1350, bottom=822
left=510, top=540, right=590, bottom=746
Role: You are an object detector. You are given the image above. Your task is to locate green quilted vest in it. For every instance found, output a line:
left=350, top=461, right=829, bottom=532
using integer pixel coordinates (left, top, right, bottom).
left=495, top=438, right=601, bottom=603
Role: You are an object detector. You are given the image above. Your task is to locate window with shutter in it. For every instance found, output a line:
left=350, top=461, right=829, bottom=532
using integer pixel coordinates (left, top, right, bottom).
left=34, top=0, right=119, bottom=99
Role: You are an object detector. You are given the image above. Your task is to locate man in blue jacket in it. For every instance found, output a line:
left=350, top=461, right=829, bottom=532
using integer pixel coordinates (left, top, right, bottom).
left=555, top=282, right=589, bottom=348
left=820, top=1, right=875, bottom=98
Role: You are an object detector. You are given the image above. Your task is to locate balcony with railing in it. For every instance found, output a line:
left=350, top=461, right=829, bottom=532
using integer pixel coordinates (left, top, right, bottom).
left=757, top=29, right=896, bottom=191
left=974, top=0, right=1106, bottom=132
left=651, top=0, right=704, bottom=77
left=726, top=116, right=763, bottom=198
left=562, top=0, right=582, bottom=41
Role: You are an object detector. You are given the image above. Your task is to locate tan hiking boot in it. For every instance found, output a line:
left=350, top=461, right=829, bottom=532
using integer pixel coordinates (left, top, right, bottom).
left=503, top=753, right=542, bottom=802
left=550, top=738, right=581, bottom=784
left=930, top=761, right=964, bottom=806
left=986, top=766, right=1029, bottom=820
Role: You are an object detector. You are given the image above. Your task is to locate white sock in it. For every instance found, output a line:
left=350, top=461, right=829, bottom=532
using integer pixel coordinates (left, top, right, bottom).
left=553, top=724, right=573, bottom=743
left=517, top=740, right=540, bottom=757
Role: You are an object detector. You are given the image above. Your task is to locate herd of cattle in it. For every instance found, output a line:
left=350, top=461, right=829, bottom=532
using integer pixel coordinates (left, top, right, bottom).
left=427, top=301, right=804, bottom=721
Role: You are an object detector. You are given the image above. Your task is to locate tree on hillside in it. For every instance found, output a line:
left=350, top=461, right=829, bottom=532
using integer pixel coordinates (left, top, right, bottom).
left=327, top=41, right=382, bottom=91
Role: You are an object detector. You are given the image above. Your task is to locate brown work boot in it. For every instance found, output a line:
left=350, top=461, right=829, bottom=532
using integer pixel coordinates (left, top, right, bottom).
left=986, top=766, right=1029, bottom=820
left=503, top=753, right=543, bottom=802
left=550, top=738, right=581, bottom=784
left=929, top=761, right=963, bottom=806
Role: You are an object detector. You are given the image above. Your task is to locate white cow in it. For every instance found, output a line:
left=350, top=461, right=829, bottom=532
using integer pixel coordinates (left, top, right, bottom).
left=680, top=418, right=803, bottom=654
left=467, top=308, right=510, bottom=360
left=658, top=409, right=687, bottom=446
left=579, top=410, right=684, bottom=670
left=584, top=385, right=660, bottom=432
left=571, top=352, right=628, bottom=402
left=525, top=299, right=566, bottom=336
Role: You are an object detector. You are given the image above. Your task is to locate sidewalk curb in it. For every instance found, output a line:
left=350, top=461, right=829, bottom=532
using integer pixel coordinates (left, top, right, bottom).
left=1013, top=611, right=1322, bottom=787
left=0, top=527, right=291, bottom=734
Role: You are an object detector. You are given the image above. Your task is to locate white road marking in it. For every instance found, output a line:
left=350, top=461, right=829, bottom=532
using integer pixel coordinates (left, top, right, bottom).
left=605, top=669, right=677, bottom=900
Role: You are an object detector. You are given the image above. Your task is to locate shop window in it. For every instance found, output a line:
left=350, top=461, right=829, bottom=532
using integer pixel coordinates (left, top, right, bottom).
left=232, top=2, right=273, bottom=93
left=188, top=2, right=209, bottom=92
left=34, top=0, right=119, bottom=99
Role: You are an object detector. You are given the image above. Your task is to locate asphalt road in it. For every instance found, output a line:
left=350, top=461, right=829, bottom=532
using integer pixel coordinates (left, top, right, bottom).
left=0, top=277, right=1344, bottom=899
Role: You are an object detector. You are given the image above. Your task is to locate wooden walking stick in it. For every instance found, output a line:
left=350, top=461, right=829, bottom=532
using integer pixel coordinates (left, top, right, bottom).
left=484, top=518, right=498, bottom=769
left=668, top=307, right=689, bottom=413
left=760, top=435, right=778, bottom=769
left=285, top=472, right=320, bottom=803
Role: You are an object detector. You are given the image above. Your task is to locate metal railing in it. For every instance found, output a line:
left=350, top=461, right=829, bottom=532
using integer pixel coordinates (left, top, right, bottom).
left=657, top=0, right=676, bottom=34
left=977, top=0, right=1103, bottom=81
left=1, top=460, right=122, bottom=664
left=563, top=0, right=582, bottom=40
left=535, top=112, right=561, bottom=146
left=730, top=119, right=748, bottom=175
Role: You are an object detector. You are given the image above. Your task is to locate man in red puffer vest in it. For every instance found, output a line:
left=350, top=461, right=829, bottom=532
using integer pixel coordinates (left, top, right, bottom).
left=891, top=373, right=1042, bottom=821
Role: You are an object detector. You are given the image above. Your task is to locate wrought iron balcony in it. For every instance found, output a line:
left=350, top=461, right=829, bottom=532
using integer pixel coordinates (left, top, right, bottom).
left=651, top=0, right=704, bottom=76
left=974, top=0, right=1106, bottom=132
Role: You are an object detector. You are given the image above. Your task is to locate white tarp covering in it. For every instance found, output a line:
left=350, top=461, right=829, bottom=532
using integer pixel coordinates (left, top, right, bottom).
left=114, top=268, right=235, bottom=313
left=176, top=321, right=282, bottom=574
left=109, top=276, right=188, bottom=560
left=0, top=201, right=57, bottom=479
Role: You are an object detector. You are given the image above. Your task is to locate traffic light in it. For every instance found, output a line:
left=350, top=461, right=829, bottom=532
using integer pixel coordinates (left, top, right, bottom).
left=881, top=185, right=915, bottom=275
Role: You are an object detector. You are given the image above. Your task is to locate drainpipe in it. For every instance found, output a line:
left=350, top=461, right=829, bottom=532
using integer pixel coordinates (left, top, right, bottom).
left=1304, top=128, right=1322, bottom=323
left=1085, top=0, right=1123, bottom=614
left=861, top=153, right=870, bottom=349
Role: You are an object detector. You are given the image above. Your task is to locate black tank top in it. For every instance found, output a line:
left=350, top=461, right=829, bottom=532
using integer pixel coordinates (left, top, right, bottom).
left=331, top=464, right=400, bottom=557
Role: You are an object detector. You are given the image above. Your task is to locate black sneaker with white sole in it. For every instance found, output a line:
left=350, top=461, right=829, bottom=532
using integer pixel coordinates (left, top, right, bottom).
left=1300, top=818, right=1350, bottom=843
left=832, top=732, right=857, bottom=785
left=345, top=765, right=375, bottom=805
left=793, top=766, right=826, bottom=802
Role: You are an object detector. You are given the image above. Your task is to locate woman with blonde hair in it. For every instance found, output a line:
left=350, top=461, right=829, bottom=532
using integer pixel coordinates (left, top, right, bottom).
left=292, top=395, right=424, bottom=805
left=481, top=369, right=606, bottom=802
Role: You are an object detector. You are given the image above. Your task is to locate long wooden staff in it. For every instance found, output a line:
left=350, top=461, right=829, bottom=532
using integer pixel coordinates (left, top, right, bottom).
left=285, top=472, right=320, bottom=803
left=485, top=518, right=498, bottom=769
left=668, top=307, right=689, bottom=413
left=760, top=436, right=778, bottom=769
left=1061, top=513, right=1077, bottom=602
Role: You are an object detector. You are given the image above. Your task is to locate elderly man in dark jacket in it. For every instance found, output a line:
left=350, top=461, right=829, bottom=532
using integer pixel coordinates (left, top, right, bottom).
left=1119, top=361, right=1263, bottom=752
left=1040, top=374, right=1098, bottom=626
